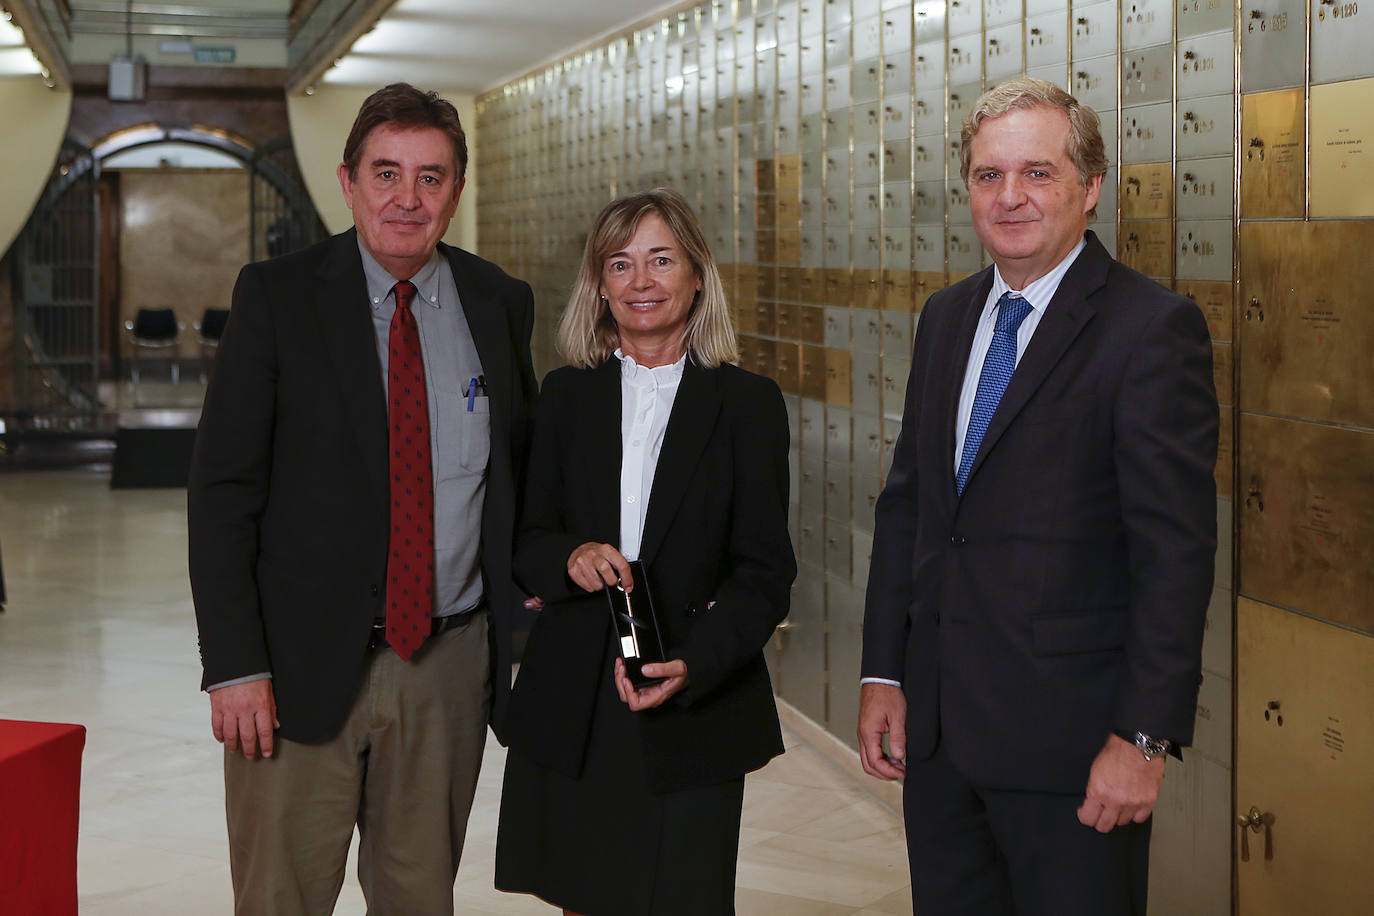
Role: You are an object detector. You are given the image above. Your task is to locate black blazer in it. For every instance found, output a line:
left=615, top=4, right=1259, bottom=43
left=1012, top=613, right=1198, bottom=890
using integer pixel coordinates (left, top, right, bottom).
left=503, top=358, right=796, bottom=794
left=188, top=229, right=537, bottom=744
left=862, top=232, right=1218, bottom=793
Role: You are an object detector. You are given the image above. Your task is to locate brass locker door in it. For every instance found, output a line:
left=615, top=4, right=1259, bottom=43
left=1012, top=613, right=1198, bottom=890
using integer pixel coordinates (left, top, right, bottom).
left=1235, top=598, right=1374, bottom=916
left=1236, top=217, right=1374, bottom=913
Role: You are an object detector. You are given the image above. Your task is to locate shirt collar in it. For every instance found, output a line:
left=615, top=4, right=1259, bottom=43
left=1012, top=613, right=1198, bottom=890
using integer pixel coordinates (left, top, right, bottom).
left=989, top=236, right=1087, bottom=317
left=358, top=239, right=444, bottom=312
left=614, top=348, right=687, bottom=385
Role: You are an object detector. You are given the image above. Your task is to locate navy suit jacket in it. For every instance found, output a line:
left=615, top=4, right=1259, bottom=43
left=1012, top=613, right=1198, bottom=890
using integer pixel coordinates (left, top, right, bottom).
left=188, top=229, right=537, bottom=744
left=861, top=232, right=1218, bottom=793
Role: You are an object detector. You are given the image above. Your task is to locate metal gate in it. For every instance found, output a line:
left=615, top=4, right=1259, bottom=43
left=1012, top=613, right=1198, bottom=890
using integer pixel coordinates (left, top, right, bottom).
left=250, top=136, right=326, bottom=263
left=14, top=139, right=100, bottom=416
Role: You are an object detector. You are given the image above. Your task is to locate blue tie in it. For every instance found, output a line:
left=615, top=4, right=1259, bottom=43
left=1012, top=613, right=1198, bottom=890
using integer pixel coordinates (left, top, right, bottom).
left=956, top=293, right=1034, bottom=495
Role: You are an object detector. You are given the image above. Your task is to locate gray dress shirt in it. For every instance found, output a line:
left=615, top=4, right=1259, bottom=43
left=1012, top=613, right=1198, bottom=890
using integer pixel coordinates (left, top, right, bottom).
left=360, top=241, right=489, bottom=620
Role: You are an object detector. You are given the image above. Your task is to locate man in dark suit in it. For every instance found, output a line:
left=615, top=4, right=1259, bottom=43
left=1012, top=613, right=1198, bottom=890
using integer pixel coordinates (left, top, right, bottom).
left=188, top=83, right=536, bottom=914
left=858, top=78, right=1218, bottom=914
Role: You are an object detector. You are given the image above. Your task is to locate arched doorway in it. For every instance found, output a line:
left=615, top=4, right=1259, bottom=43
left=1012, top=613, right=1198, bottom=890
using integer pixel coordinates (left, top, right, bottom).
left=11, top=122, right=325, bottom=420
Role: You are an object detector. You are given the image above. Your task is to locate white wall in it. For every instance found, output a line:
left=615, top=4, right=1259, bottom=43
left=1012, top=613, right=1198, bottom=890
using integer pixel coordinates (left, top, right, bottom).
left=0, top=78, right=73, bottom=258
left=286, top=85, right=477, bottom=252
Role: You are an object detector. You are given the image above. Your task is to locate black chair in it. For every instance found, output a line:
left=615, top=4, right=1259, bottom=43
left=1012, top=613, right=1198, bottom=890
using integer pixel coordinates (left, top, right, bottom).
left=194, top=308, right=230, bottom=382
left=124, top=307, right=184, bottom=386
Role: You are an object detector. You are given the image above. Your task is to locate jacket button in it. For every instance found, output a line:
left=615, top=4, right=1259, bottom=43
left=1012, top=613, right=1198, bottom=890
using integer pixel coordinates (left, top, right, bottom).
left=950, top=535, right=966, bottom=545
left=369, top=584, right=379, bottom=598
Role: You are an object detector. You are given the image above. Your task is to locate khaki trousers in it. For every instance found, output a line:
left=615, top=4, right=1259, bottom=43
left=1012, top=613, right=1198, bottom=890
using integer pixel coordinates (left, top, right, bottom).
left=224, top=613, right=491, bottom=916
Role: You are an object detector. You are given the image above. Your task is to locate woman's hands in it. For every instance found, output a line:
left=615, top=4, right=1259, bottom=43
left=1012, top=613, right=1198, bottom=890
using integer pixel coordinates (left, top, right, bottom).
left=614, top=657, right=689, bottom=710
left=568, top=542, right=685, bottom=709
left=567, top=542, right=634, bottom=593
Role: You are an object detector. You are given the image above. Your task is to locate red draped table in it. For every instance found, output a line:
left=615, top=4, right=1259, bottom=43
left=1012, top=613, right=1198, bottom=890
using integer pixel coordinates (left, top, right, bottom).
left=0, top=719, right=86, bottom=916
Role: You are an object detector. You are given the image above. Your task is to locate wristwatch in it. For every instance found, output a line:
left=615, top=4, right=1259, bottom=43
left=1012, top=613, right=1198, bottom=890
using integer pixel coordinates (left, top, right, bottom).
left=1131, top=731, right=1172, bottom=761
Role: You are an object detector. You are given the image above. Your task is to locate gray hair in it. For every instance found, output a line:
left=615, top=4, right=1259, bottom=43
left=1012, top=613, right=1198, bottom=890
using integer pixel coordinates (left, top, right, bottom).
left=960, top=77, right=1109, bottom=221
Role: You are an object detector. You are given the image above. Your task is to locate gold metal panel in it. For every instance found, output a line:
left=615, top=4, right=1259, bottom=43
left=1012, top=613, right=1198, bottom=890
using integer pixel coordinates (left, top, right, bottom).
left=854, top=269, right=883, bottom=310
left=776, top=154, right=802, bottom=194
left=777, top=229, right=802, bottom=265
left=776, top=302, right=799, bottom=340
left=1241, top=88, right=1305, bottom=219
left=1118, top=221, right=1174, bottom=278
left=1236, top=597, right=1374, bottom=916
left=799, top=269, right=824, bottom=306
left=799, top=305, right=825, bottom=345
left=752, top=337, right=777, bottom=380
left=735, top=299, right=759, bottom=333
left=774, top=341, right=800, bottom=394
left=755, top=301, right=777, bottom=336
left=825, top=269, right=852, bottom=307
left=776, top=194, right=802, bottom=227
left=778, top=267, right=801, bottom=303
left=1311, top=78, right=1374, bottom=217
left=1216, top=405, right=1233, bottom=498
left=1239, top=220, right=1374, bottom=427
left=756, top=158, right=776, bottom=192
left=1239, top=414, right=1374, bottom=634
left=800, top=344, right=827, bottom=399
left=1176, top=279, right=1234, bottom=341
left=737, top=335, right=758, bottom=375
left=883, top=269, right=913, bottom=312
left=825, top=347, right=852, bottom=406
left=1120, top=162, right=1175, bottom=219
left=756, top=267, right=777, bottom=302
left=736, top=264, right=758, bottom=301
left=1212, top=342, right=1233, bottom=408
left=914, top=271, right=945, bottom=307
left=756, top=194, right=777, bottom=228
left=756, top=228, right=778, bottom=264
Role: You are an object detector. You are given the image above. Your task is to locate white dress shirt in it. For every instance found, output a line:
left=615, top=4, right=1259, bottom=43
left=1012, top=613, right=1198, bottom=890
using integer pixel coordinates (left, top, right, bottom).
left=617, top=349, right=686, bottom=562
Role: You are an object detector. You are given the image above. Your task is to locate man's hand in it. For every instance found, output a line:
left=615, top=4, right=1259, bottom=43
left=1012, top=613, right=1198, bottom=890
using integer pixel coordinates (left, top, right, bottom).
left=210, top=680, right=279, bottom=759
left=567, top=542, right=633, bottom=593
left=858, top=682, right=907, bottom=780
left=1077, top=733, right=1166, bottom=833
left=613, top=657, right=688, bottom=711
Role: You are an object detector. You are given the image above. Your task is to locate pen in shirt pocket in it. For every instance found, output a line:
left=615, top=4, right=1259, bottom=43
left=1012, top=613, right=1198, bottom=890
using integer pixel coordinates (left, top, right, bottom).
left=465, top=375, right=487, bottom=412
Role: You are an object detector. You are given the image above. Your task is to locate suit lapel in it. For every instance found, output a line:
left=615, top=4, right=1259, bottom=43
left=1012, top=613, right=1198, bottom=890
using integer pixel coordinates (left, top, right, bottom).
left=315, top=230, right=388, bottom=501
left=586, top=359, right=625, bottom=545
left=639, top=360, right=722, bottom=563
left=963, top=235, right=1109, bottom=487
left=444, top=244, right=512, bottom=463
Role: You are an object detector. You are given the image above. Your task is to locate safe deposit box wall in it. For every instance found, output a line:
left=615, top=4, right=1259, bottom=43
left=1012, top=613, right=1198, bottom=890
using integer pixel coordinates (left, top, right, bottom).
left=476, top=3, right=1374, bottom=912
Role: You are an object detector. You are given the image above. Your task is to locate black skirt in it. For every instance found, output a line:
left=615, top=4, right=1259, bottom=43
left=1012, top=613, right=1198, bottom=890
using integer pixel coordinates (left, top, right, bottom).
left=495, top=637, right=746, bottom=916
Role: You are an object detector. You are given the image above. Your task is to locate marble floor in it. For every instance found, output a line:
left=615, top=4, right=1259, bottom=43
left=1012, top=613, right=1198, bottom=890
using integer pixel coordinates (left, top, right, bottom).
left=0, top=470, right=913, bottom=915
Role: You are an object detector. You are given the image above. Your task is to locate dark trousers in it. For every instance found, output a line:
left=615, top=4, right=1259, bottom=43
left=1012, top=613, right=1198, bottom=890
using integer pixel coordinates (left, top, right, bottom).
left=904, top=744, right=1151, bottom=916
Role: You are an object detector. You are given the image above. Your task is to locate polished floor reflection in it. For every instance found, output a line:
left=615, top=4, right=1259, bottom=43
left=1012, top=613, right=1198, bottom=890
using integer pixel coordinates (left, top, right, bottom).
left=0, top=470, right=912, bottom=914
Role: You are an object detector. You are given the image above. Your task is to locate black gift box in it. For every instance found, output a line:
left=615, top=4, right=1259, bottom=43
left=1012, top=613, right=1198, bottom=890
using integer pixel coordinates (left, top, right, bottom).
left=604, top=560, right=668, bottom=688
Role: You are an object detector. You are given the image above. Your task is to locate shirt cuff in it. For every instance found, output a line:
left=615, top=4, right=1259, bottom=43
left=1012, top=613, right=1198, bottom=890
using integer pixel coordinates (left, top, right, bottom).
left=860, top=677, right=902, bottom=688
left=206, top=672, right=272, bottom=691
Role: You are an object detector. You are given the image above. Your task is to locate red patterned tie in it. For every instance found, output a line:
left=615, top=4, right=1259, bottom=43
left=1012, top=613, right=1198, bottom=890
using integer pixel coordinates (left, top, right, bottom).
left=385, top=279, right=433, bottom=660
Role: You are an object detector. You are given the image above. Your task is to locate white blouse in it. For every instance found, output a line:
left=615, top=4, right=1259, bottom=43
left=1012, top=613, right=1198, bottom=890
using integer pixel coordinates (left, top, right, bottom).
left=616, top=349, right=686, bottom=561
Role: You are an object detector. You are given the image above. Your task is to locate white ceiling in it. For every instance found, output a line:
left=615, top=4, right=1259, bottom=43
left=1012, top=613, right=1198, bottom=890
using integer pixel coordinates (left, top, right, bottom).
left=0, top=14, right=44, bottom=77
left=321, top=0, right=682, bottom=93
left=6, top=0, right=683, bottom=92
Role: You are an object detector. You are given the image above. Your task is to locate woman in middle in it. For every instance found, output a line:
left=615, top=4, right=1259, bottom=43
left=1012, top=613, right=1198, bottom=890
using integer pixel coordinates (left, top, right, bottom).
left=495, top=188, right=796, bottom=916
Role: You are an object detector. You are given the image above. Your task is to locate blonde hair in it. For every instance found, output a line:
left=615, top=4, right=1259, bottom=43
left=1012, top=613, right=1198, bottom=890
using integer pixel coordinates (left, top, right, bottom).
left=557, top=188, right=738, bottom=369
left=960, top=77, right=1109, bottom=222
